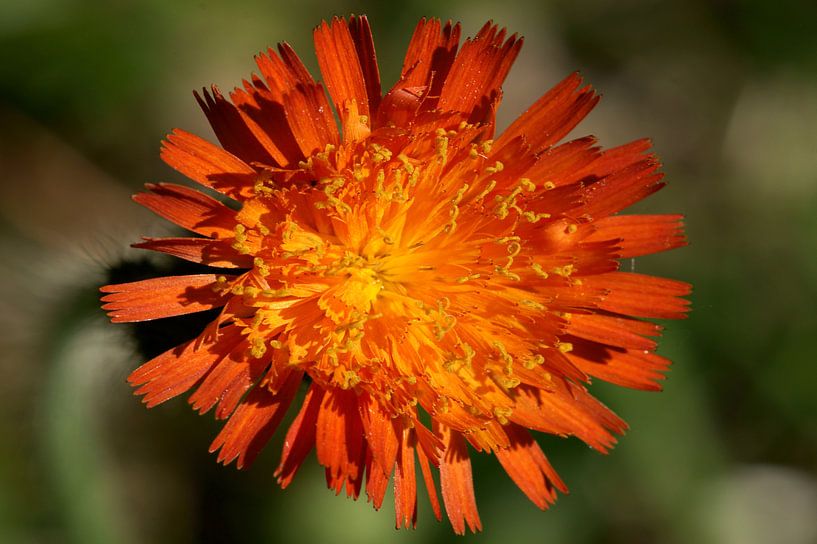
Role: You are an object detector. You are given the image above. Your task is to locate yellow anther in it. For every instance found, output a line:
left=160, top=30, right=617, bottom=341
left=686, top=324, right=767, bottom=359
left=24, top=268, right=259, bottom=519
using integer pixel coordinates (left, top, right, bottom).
left=531, top=263, right=549, bottom=279
left=375, top=169, right=385, bottom=196
left=480, top=140, right=493, bottom=154
left=231, top=284, right=245, bottom=296
left=556, top=341, right=573, bottom=353
left=452, top=184, right=469, bottom=205
left=522, top=354, right=545, bottom=369
left=507, top=241, right=522, bottom=257
left=543, top=181, right=556, bottom=190
left=492, top=341, right=513, bottom=365
left=409, top=166, right=421, bottom=186
left=455, top=273, right=481, bottom=284
left=495, top=266, right=521, bottom=281
left=243, top=286, right=261, bottom=302
left=253, top=257, right=270, bottom=277
left=397, top=154, right=414, bottom=173
left=565, top=224, right=578, bottom=234
left=552, top=264, right=575, bottom=277
left=435, top=129, right=449, bottom=162
left=519, top=178, right=536, bottom=192
left=475, top=179, right=496, bottom=201
left=249, top=337, right=267, bottom=358
left=340, top=369, right=361, bottom=389
left=493, top=406, right=513, bottom=424
left=521, top=210, right=551, bottom=223
left=485, top=161, right=504, bottom=174
left=212, top=275, right=229, bottom=293
left=436, top=396, right=451, bottom=414
left=370, top=144, right=391, bottom=163
left=519, top=299, right=545, bottom=310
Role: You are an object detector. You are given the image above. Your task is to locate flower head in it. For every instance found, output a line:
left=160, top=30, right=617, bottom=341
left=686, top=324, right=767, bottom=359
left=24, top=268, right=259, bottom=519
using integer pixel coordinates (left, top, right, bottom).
left=101, top=16, right=689, bottom=533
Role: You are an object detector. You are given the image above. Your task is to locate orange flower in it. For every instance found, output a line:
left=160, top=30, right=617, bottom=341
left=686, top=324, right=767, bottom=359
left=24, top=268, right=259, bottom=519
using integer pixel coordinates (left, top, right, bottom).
left=101, top=16, right=690, bottom=533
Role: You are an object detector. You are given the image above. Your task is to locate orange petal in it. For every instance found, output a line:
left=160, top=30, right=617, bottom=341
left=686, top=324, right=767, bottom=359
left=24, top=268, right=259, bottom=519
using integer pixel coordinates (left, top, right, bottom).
left=496, top=73, right=598, bottom=153
left=364, top=448, right=390, bottom=510
left=348, top=15, right=381, bottom=114
left=314, top=17, right=373, bottom=123
left=128, top=325, right=243, bottom=408
left=585, top=214, right=687, bottom=258
left=231, top=76, right=304, bottom=167
left=416, top=443, right=442, bottom=521
left=510, top=382, right=626, bottom=453
left=566, top=313, right=661, bottom=351
left=275, top=383, right=324, bottom=488
left=160, top=129, right=257, bottom=199
left=132, top=237, right=253, bottom=268
left=316, top=388, right=365, bottom=498
left=188, top=339, right=271, bottom=419
left=399, top=18, right=461, bottom=103
left=568, top=344, right=672, bottom=391
left=253, top=42, right=341, bottom=158
left=357, top=392, right=399, bottom=479
left=438, top=22, right=522, bottom=123
left=522, top=136, right=600, bottom=188
left=495, top=424, right=567, bottom=509
left=195, top=85, right=286, bottom=166
left=282, top=83, right=339, bottom=157
left=100, top=274, right=232, bottom=323
left=435, top=423, right=482, bottom=534
left=133, top=183, right=236, bottom=238
left=394, top=426, right=418, bottom=529
left=209, top=370, right=302, bottom=468
left=585, top=272, right=692, bottom=319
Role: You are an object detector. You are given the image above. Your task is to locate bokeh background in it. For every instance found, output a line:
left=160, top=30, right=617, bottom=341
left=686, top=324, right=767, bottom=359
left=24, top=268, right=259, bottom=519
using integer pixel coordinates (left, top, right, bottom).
left=2, top=0, right=816, bottom=542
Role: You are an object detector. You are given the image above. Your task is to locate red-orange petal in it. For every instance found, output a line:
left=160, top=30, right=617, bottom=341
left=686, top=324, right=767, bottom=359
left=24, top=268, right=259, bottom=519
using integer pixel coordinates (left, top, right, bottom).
left=132, top=237, right=253, bottom=269
left=394, top=426, right=418, bottom=529
left=159, top=129, right=257, bottom=199
left=496, top=73, right=598, bottom=154
left=436, top=423, right=482, bottom=535
left=495, top=424, right=567, bottom=509
left=195, top=85, right=286, bottom=166
left=438, top=22, right=522, bottom=124
left=100, top=274, right=232, bottom=323
left=586, top=272, right=692, bottom=319
left=275, top=383, right=324, bottom=488
left=133, top=183, right=236, bottom=239
left=585, top=214, right=687, bottom=258
left=314, top=17, right=373, bottom=124
left=316, top=388, right=365, bottom=498
left=399, top=18, right=461, bottom=103
left=128, top=325, right=243, bottom=408
left=209, top=370, right=302, bottom=468
left=348, top=15, right=381, bottom=115
left=566, top=313, right=661, bottom=351
left=416, top=443, right=442, bottom=521
left=188, top=338, right=270, bottom=419
left=365, top=448, right=390, bottom=510
left=568, top=344, right=672, bottom=391
left=357, top=392, right=399, bottom=480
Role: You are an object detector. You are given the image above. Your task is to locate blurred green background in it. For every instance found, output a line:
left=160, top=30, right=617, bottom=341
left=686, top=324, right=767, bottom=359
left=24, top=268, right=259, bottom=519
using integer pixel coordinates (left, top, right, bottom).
left=1, top=0, right=816, bottom=542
